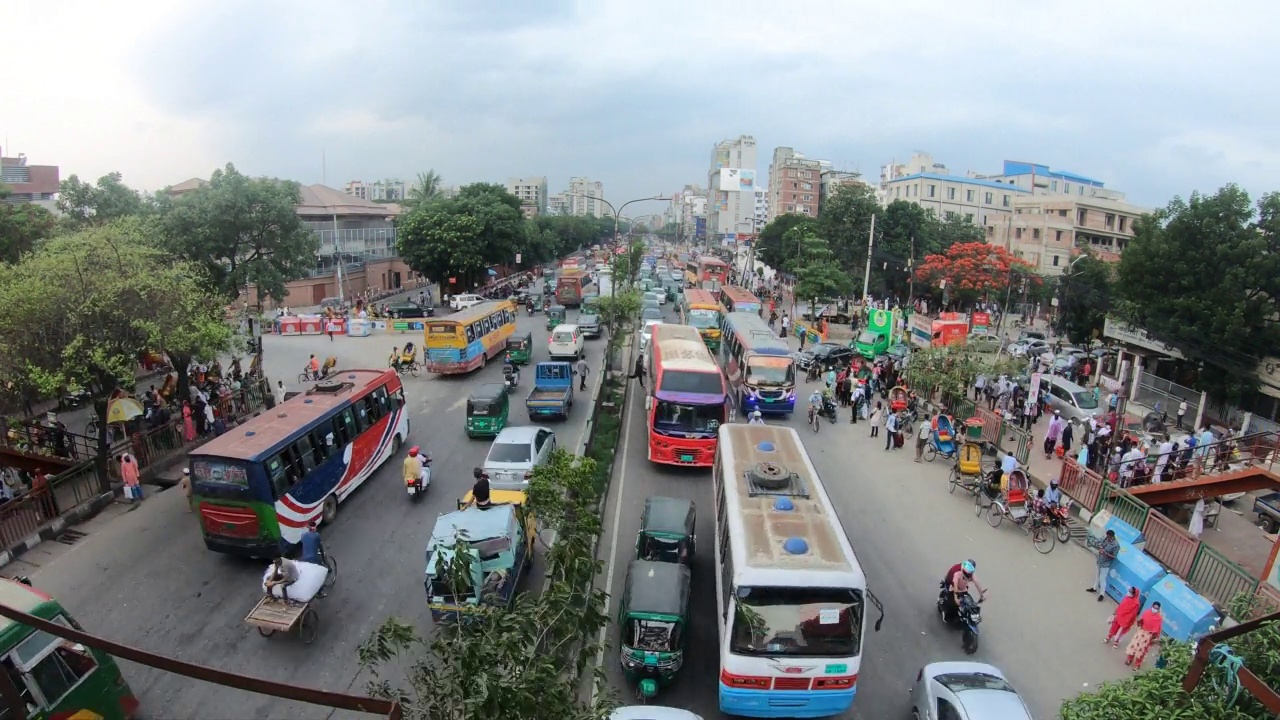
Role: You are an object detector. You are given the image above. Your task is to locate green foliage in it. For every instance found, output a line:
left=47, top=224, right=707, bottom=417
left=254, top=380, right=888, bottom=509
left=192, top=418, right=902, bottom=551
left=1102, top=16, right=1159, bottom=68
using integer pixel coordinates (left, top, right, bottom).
left=814, top=184, right=879, bottom=275
left=755, top=213, right=816, bottom=272
left=529, top=215, right=615, bottom=264
left=357, top=448, right=615, bottom=720
left=56, top=172, right=150, bottom=230
left=0, top=183, right=57, bottom=263
left=1055, top=253, right=1113, bottom=346
left=596, top=291, right=642, bottom=336
left=792, top=232, right=852, bottom=303
left=397, top=183, right=529, bottom=291
left=160, top=163, right=319, bottom=302
left=904, top=347, right=989, bottom=403
left=1115, top=185, right=1280, bottom=404
left=406, top=170, right=445, bottom=208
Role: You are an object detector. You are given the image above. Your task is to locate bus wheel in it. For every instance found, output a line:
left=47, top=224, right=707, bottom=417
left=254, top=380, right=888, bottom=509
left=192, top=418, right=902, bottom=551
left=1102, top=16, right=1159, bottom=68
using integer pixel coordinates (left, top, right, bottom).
left=322, top=496, right=338, bottom=524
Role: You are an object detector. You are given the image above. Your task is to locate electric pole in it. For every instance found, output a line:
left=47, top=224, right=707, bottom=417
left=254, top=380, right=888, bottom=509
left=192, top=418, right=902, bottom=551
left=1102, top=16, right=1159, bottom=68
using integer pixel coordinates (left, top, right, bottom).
left=861, top=214, right=876, bottom=303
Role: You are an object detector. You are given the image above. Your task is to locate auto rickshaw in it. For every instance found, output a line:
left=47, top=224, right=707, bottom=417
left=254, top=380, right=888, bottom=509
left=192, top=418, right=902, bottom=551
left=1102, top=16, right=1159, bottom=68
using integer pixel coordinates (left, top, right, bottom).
left=889, top=386, right=909, bottom=413
left=618, top=560, right=691, bottom=700
left=636, top=496, right=696, bottom=565
left=582, top=294, right=601, bottom=316
left=505, top=332, right=533, bottom=366
left=546, top=305, right=567, bottom=330
left=465, top=383, right=510, bottom=438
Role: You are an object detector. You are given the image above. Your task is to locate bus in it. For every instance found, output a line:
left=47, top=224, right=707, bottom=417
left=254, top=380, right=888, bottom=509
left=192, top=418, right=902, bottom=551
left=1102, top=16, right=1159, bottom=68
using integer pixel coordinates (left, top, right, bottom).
left=719, top=312, right=796, bottom=416
left=0, top=579, right=140, bottom=719
left=713, top=425, right=883, bottom=718
left=646, top=324, right=728, bottom=467
left=720, top=286, right=763, bottom=317
left=680, top=288, right=723, bottom=351
left=424, top=300, right=517, bottom=374
left=555, top=269, right=594, bottom=307
left=191, top=369, right=409, bottom=557
left=686, top=256, right=730, bottom=297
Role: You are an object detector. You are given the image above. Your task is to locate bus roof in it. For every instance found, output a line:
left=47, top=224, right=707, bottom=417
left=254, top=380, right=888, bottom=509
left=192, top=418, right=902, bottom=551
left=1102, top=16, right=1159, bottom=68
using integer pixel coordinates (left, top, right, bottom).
left=559, top=268, right=588, bottom=278
left=652, top=325, right=719, bottom=373
left=191, top=369, right=393, bottom=462
left=682, top=288, right=718, bottom=307
left=720, top=286, right=758, bottom=303
left=698, top=256, right=729, bottom=267
left=723, top=312, right=791, bottom=356
left=0, top=579, right=57, bottom=645
left=433, top=300, right=516, bottom=326
left=716, top=424, right=865, bottom=586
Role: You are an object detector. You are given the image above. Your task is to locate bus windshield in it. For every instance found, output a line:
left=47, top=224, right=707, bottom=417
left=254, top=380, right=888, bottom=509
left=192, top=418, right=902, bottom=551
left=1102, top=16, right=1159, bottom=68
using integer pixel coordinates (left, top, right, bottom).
left=654, top=401, right=724, bottom=434
left=686, top=309, right=720, bottom=329
left=746, top=358, right=795, bottom=387
left=731, top=586, right=863, bottom=657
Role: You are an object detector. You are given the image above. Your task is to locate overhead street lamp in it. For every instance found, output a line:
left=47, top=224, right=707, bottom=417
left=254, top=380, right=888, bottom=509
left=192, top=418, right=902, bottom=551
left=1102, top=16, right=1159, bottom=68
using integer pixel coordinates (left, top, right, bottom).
left=567, top=193, right=669, bottom=297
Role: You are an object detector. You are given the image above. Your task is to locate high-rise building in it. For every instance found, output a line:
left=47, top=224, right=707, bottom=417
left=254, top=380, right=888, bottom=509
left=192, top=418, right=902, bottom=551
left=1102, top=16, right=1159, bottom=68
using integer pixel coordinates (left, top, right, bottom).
left=666, top=185, right=707, bottom=234
left=0, top=148, right=59, bottom=210
left=766, top=147, right=822, bottom=221
left=566, top=177, right=605, bottom=218
left=547, top=193, right=569, bottom=216
left=344, top=179, right=408, bottom=202
left=755, top=190, right=769, bottom=228
left=818, top=169, right=866, bottom=213
left=506, top=176, right=548, bottom=218
left=707, top=135, right=758, bottom=242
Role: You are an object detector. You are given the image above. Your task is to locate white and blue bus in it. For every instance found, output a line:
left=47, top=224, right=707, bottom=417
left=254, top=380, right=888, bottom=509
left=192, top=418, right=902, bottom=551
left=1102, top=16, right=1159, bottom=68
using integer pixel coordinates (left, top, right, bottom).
left=719, top=312, right=796, bottom=416
left=713, top=424, right=883, bottom=718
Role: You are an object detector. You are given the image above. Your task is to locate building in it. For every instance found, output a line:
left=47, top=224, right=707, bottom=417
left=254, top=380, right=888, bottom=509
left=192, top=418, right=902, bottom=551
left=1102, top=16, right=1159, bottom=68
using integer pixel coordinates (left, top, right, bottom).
left=881, top=170, right=1029, bottom=227
left=565, top=177, right=605, bottom=218
left=343, top=179, right=408, bottom=202
left=547, top=193, right=569, bottom=216
left=766, top=147, right=822, bottom=221
left=166, top=178, right=208, bottom=198
left=976, top=161, right=1126, bottom=201
left=754, top=190, right=768, bottom=228
left=707, top=135, right=758, bottom=242
left=0, top=149, right=59, bottom=210
left=987, top=195, right=1149, bottom=274
left=666, top=184, right=708, bottom=233
left=506, top=176, right=548, bottom=218
left=818, top=169, right=866, bottom=213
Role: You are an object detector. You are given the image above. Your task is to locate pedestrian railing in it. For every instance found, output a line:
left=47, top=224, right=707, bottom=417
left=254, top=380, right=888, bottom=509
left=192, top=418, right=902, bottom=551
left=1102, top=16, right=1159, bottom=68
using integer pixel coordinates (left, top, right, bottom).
left=1188, top=544, right=1259, bottom=611
left=1142, top=507, right=1199, bottom=577
left=1098, top=483, right=1149, bottom=533
left=1247, top=584, right=1280, bottom=621
left=1058, top=458, right=1105, bottom=512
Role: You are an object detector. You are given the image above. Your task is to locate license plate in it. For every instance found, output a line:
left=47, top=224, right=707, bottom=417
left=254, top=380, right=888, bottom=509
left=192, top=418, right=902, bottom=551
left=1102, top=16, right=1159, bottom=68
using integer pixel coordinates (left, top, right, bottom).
left=406, top=487, right=416, bottom=495
left=679, top=454, right=694, bottom=463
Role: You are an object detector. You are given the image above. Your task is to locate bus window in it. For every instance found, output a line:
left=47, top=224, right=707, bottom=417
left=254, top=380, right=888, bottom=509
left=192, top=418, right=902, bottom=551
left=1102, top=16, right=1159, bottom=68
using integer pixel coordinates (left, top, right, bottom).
left=373, top=387, right=390, bottom=415
left=392, top=388, right=406, bottom=409
left=294, top=435, right=317, bottom=473
left=12, top=616, right=98, bottom=710
left=309, top=429, right=330, bottom=464
left=0, top=657, right=36, bottom=719
left=335, top=408, right=356, bottom=445
left=355, top=400, right=370, bottom=429
left=265, top=454, right=290, bottom=498
left=361, top=396, right=383, bottom=424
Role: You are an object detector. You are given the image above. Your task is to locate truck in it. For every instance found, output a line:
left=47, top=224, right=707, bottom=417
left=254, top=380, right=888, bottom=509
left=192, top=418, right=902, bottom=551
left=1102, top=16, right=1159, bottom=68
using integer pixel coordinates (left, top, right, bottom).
left=854, top=308, right=902, bottom=358
left=908, top=312, right=969, bottom=349
left=525, top=361, right=575, bottom=420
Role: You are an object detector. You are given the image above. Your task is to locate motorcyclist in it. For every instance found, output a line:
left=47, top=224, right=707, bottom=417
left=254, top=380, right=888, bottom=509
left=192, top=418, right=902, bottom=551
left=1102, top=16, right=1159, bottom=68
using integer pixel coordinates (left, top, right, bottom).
left=403, top=446, right=429, bottom=491
left=941, top=559, right=987, bottom=622
left=503, top=354, right=520, bottom=386
left=748, top=410, right=765, bottom=425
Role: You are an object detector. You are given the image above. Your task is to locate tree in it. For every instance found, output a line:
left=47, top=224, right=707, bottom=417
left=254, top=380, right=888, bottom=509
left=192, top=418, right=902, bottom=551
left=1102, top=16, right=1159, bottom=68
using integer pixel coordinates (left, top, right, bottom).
left=1054, top=253, right=1113, bottom=347
left=0, top=219, right=233, bottom=490
left=406, top=170, right=444, bottom=208
left=161, top=163, right=319, bottom=302
left=56, top=172, right=149, bottom=229
left=1115, top=185, right=1280, bottom=405
left=914, top=242, right=1037, bottom=306
left=814, top=183, right=879, bottom=276
left=358, top=448, right=614, bottom=719
left=904, top=346, right=990, bottom=404
left=935, top=211, right=985, bottom=250
left=397, top=183, right=528, bottom=293
left=0, top=183, right=57, bottom=263
left=875, top=200, right=937, bottom=297
left=792, top=231, right=852, bottom=303
left=755, top=213, right=816, bottom=272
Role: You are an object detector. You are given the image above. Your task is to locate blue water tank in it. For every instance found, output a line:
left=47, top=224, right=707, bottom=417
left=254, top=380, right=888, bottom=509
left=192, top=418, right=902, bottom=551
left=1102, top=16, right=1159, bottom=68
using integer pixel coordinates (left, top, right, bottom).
left=1105, top=542, right=1165, bottom=602
left=1144, top=575, right=1219, bottom=643
left=1103, top=516, right=1145, bottom=547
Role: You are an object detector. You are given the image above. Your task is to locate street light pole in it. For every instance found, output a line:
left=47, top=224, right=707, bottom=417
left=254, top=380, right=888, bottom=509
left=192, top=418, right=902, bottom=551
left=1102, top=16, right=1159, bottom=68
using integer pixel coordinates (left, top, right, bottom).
left=568, top=193, right=668, bottom=297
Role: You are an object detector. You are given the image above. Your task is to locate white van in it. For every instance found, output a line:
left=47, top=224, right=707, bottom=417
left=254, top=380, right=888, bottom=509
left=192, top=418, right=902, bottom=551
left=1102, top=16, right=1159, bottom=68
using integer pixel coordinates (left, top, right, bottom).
left=450, top=293, right=485, bottom=311
left=548, top=324, right=585, bottom=360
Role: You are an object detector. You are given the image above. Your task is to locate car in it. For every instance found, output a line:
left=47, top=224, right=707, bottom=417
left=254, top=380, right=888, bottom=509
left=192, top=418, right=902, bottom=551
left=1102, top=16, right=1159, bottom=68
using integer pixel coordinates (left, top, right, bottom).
left=911, top=661, right=1033, bottom=720
left=449, top=293, right=485, bottom=311
left=639, top=320, right=662, bottom=352
left=482, top=426, right=558, bottom=491
left=610, top=708, right=703, bottom=720
left=1007, top=339, right=1050, bottom=358
left=965, top=333, right=1003, bottom=353
left=1016, top=329, right=1047, bottom=344
left=577, top=313, right=602, bottom=339
left=641, top=306, right=663, bottom=323
left=548, top=324, right=585, bottom=360
left=384, top=301, right=434, bottom=319
left=796, top=342, right=857, bottom=371
left=1043, top=375, right=1102, bottom=425
left=670, top=271, right=684, bottom=282
left=644, top=290, right=665, bottom=306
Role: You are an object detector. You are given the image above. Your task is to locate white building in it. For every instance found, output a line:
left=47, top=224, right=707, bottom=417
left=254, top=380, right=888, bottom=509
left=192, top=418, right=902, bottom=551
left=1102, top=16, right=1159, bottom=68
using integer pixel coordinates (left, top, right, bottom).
left=707, top=135, right=758, bottom=242
left=506, top=176, right=548, bottom=218
left=565, top=177, right=605, bottom=218
left=755, top=190, right=769, bottom=228
left=547, top=193, right=569, bottom=216
left=343, top=179, right=408, bottom=202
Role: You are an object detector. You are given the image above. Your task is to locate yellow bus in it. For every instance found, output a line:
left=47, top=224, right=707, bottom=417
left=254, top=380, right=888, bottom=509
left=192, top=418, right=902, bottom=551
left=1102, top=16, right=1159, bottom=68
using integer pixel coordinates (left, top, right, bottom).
left=680, top=288, right=723, bottom=351
left=424, top=300, right=517, bottom=374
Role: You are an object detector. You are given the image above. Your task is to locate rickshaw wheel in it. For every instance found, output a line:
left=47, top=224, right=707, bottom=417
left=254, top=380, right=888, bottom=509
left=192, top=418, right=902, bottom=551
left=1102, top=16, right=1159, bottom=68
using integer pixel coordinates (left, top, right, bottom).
left=1033, top=526, right=1056, bottom=554
left=257, top=626, right=275, bottom=638
left=409, top=363, right=419, bottom=377
left=925, top=446, right=937, bottom=463
left=948, top=468, right=960, bottom=494
left=986, top=502, right=1004, bottom=528
left=323, top=555, right=338, bottom=588
left=974, top=491, right=986, bottom=516
left=299, top=607, right=319, bottom=644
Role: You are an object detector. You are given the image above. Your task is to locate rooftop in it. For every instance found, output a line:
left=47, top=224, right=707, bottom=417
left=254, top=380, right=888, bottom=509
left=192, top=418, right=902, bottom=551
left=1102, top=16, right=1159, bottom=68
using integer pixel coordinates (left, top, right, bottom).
left=1000, top=160, right=1103, bottom=187
left=887, top=172, right=1033, bottom=194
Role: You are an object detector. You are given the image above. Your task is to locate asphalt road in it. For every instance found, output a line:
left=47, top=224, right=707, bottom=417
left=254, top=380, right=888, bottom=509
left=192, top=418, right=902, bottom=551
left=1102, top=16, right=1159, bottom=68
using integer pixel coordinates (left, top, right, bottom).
left=597, top=331, right=1133, bottom=718
left=19, top=287, right=610, bottom=719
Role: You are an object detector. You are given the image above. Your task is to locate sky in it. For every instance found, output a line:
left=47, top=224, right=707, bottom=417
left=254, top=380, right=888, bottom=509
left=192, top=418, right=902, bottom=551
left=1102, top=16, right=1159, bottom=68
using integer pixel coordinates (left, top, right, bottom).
left=6, top=0, right=1279, bottom=215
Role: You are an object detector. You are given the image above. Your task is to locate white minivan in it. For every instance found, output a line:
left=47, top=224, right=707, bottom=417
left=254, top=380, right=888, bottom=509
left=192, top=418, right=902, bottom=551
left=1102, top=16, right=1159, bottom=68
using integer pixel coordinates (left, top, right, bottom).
left=449, top=293, right=485, bottom=311
left=548, top=324, right=585, bottom=360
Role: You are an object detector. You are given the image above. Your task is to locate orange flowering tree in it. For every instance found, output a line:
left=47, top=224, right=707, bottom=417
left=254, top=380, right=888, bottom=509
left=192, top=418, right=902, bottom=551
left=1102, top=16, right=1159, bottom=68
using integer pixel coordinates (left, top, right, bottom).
left=914, top=242, right=1039, bottom=302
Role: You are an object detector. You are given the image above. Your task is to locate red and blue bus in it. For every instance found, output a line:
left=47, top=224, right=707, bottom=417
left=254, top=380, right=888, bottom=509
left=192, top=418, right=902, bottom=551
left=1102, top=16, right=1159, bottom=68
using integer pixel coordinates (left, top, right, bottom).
left=687, top=256, right=730, bottom=298
left=719, top=311, right=797, bottom=416
left=646, top=324, right=728, bottom=467
left=190, top=369, right=410, bottom=557
left=719, top=286, right=763, bottom=317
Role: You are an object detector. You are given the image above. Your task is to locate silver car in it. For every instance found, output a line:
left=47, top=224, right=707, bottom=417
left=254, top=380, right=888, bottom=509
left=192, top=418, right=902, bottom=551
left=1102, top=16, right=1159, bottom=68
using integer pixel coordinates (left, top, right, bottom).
left=482, top=426, right=558, bottom=491
left=1043, top=375, right=1102, bottom=424
left=911, top=662, right=1033, bottom=720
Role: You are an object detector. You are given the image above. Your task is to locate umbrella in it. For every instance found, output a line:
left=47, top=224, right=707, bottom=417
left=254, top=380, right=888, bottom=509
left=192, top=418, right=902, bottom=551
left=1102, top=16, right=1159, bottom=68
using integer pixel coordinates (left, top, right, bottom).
left=106, top=397, right=145, bottom=424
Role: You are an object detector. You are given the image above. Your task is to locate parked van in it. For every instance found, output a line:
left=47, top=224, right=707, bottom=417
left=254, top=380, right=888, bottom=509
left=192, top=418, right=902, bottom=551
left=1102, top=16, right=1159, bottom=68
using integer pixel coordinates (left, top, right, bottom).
left=450, top=293, right=485, bottom=311
left=1043, top=375, right=1101, bottom=425
left=548, top=324, right=585, bottom=360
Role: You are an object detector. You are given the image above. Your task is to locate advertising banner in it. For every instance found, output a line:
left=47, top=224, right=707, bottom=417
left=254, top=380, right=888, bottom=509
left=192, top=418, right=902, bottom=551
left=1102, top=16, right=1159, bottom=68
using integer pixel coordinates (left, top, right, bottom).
left=971, top=311, right=991, bottom=333
left=718, top=168, right=757, bottom=193
left=1029, top=372, right=1043, bottom=405
left=695, top=217, right=707, bottom=239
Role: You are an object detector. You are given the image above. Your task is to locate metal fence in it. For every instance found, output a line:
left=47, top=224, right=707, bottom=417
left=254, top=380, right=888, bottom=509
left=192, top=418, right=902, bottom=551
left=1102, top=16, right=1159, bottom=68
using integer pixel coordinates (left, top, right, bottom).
left=1135, top=371, right=1202, bottom=420
left=1058, top=458, right=1104, bottom=512
left=1097, top=483, right=1149, bottom=532
left=1188, top=544, right=1259, bottom=610
left=1142, top=508, right=1199, bottom=578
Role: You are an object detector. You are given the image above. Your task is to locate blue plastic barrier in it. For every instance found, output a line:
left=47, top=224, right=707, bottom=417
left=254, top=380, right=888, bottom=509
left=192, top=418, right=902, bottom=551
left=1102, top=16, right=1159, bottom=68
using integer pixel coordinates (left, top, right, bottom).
left=1144, top=575, right=1219, bottom=643
left=1106, top=542, right=1166, bottom=602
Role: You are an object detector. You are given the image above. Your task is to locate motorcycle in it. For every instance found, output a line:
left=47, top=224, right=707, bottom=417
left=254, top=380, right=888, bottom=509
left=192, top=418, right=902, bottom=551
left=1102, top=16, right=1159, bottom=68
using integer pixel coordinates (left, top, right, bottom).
left=820, top=396, right=838, bottom=424
left=1044, top=499, right=1074, bottom=544
left=503, top=366, right=520, bottom=390
left=936, top=588, right=983, bottom=655
left=406, top=453, right=433, bottom=502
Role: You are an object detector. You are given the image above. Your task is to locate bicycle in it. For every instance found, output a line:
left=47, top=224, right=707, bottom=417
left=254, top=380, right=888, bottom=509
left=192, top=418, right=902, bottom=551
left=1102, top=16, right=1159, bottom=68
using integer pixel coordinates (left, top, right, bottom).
left=808, top=405, right=821, bottom=433
left=297, top=370, right=318, bottom=383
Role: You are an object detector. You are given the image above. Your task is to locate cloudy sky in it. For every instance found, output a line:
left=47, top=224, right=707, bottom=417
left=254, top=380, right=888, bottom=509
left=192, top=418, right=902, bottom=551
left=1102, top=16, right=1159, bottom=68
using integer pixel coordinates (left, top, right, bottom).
left=7, top=1, right=1278, bottom=213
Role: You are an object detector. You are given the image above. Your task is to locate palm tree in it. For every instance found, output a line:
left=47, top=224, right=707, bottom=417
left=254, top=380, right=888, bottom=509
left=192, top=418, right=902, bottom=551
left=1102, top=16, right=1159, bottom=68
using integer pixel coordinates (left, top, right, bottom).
left=408, top=170, right=443, bottom=207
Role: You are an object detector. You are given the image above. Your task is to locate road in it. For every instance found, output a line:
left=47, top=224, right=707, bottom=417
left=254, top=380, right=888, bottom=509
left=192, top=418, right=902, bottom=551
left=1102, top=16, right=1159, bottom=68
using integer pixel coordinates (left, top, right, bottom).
left=15, top=287, right=609, bottom=719
left=597, top=331, right=1133, bottom=718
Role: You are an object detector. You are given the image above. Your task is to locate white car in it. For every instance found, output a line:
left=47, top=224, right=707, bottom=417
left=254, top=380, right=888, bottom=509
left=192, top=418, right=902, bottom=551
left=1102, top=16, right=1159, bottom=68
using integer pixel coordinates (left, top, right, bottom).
left=911, top=662, right=1033, bottom=720
left=482, top=426, right=558, bottom=491
left=449, top=293, right=485, bottom=311
left=611, top=707, right=702, bottom=720
left=644, top=290, right=666, bottom=306
left=548, top=324, right=585, bottom=360
left=639, top=320, right=663, bottom=352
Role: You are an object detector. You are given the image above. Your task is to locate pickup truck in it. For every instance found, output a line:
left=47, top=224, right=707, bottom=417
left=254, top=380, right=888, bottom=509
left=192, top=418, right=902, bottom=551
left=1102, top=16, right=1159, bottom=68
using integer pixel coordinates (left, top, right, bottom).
left=526, top=361, right=575, bottom=420
left=1255, top=492, right=1280, bottom=533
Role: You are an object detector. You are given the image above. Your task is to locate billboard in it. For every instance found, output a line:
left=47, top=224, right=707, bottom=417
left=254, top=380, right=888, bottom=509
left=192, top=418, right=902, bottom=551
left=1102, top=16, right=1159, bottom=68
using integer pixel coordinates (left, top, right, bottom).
left=695, top=217, right=706, bottom=239
left=718, top=168, right=757, bottom=193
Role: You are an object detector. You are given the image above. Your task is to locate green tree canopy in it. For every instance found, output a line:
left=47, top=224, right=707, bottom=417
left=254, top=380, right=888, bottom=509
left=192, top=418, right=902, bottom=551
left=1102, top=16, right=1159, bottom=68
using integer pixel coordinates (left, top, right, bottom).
left=792, top=231, right=852, bottom=303
left=1115, top=185, right=1280, bottom=404
left=0, top=183, right=57, bottom=263
left=397, top=183, right=528, bottom=291
left=755, top=213, right=816, bottom=271
left=1054, top=253, right=1113, bottom=346
left=814, top=183, right=879, bottom=275
left=56, top=172, right=149, bottom=229
left=160, top=163, right=319, bottom=302
left=406, top=170, right=444, bottom=208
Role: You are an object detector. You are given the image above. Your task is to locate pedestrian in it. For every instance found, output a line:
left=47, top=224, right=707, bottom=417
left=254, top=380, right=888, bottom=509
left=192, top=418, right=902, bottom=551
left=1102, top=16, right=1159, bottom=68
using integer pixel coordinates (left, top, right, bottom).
left=1189, top=498, right=1207, bottom=537
left=1153, top=434, right=1173, bottom=483
left=182, top=402, right=197, bottom=442
left=274, top=380, right=287, bottom=406
left=1125, top=603, right=1164, bottom=669
left=850, top=383, right=864, bottom=424
left=576, top=358, right=589, bottom=391
left=974, top=373, right=986, bottom=402
left=1089, top=529, right=1119, bottom=601
left=780, top=313, right=790, bottom=339
left=1077, top=443, right=1089, bottom=469
left=884, top=410, right=897, bottom=451
left=120, top=453, right=142, bottom=502
left=1044, top=411, right=1064, bottom=458
left=798, top=330, right=807, bottom=351
left=630, top=356, right=646, bottom=388
left=203, top=400, right=216, bottom=437
left=915, top=414, right=932, bottom=463
left=1060, top=419, right=1074, bottom=455
left=1105, top=587, right=1142, bottom=647
left=179, top=468, right=193, bottom=512
left=870, top=401, right=883, bottom=437
left=1176, top=400, right=1187, bottom=430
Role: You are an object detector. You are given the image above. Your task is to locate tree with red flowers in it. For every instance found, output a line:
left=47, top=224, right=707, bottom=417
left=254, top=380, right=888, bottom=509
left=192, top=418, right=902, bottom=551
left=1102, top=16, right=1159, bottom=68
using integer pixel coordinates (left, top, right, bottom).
left=914, top=242, right=1038, bottom=303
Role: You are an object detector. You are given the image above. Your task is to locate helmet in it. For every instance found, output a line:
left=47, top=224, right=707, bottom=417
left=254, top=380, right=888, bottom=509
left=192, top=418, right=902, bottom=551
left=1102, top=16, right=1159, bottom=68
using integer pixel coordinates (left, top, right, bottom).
left=961, top=560, right=976, bottom=575
left=751, top=410, right=762, bottom=419
left=408, top=446, right=420, bottom=456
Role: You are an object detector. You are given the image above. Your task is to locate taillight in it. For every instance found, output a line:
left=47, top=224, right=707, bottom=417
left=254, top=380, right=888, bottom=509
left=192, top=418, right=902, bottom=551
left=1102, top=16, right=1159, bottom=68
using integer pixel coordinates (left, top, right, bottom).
left=720, top=668, right=770, bottom=689
left=814, top=675, right=857, bottom=690
left=523, top=471, right=532, bottom=479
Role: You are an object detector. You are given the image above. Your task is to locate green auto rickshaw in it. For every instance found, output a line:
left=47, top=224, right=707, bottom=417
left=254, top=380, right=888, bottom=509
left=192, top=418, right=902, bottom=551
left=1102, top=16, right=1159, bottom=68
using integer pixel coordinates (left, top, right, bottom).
left=581, top=294, right=600, bottom=316
left=546, top=305, right=567, bottom=330
left=636, top=496, right=696, bottom=565
left=618, top=559, right=691, bottom=700
left=465, top=383, right=510, bottom=438
left=662, top=282, right=678, bottom=303
left=505, top=332, right=533, bottom=366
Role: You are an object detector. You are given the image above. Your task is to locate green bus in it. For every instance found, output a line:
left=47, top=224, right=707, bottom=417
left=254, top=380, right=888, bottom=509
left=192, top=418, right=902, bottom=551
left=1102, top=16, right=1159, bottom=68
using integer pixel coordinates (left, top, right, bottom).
left=0, top=579, right=139, bottom=719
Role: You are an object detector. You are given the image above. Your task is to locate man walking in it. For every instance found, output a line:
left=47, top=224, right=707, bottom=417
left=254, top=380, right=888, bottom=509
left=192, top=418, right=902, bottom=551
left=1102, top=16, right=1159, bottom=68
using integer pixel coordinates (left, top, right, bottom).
left=1176, top=399, right=1188, bottom=430
left=630, top=356, right=646, bottom=388
left=915, top=414, right=932, bottom=463
left=576, top=358, right=589, bottom=391
left=884, top=411, right=898, bottom=451
left=1089, top=529, right=1119, bottom=602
